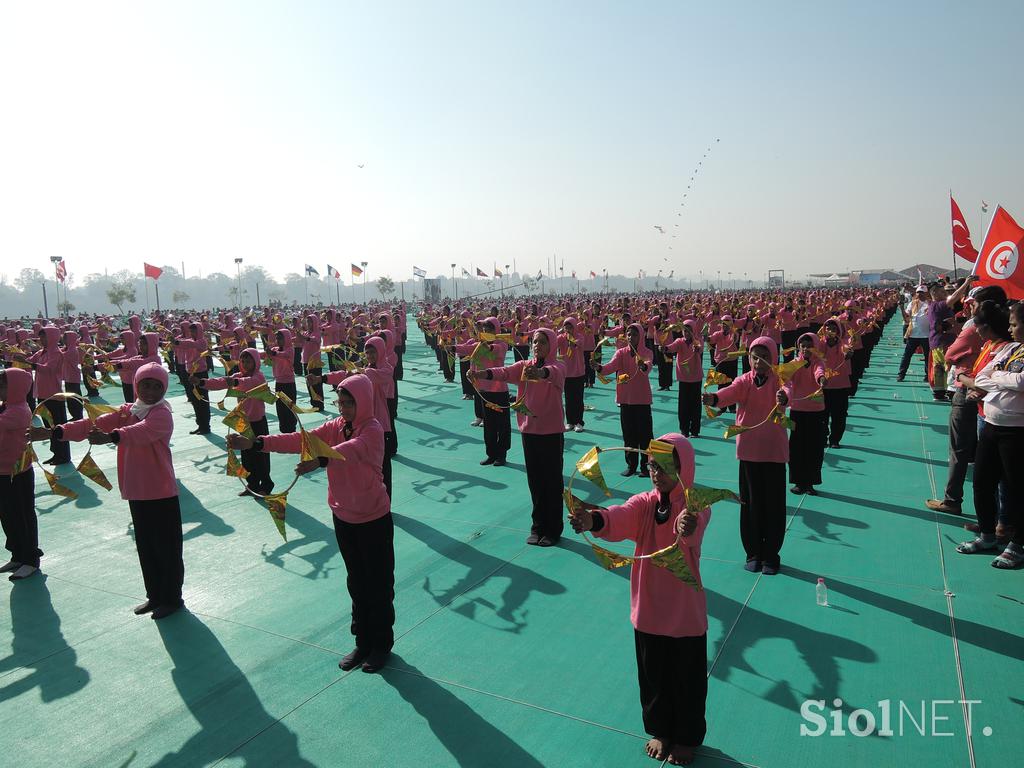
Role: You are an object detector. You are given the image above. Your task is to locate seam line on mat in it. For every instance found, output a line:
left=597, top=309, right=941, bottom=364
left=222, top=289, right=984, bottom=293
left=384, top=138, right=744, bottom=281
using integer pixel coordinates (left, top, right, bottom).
left=912, top=386, right=976, bottom=768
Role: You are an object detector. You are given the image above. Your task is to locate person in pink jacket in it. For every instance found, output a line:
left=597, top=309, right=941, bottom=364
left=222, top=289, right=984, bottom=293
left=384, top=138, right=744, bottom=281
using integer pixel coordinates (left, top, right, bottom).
left=229, top=374, right=394, bottom=674
left=663, top=319, right=704, bottom=438
left=113, top=332, right=161, bottom=403
left=783, top=333, right=828, bottom=495
left=43, top=362, right=184, bottom=618
left=821, top=318, right=854, bottom=448
left=0, top=368, right=42, bottom=580
left=569, top=433, right=710, bottom=765
left=197, top=348, right=274, bottom=497
left=60, top=329, right=85, bottom=421
left=457, top=318, right=511, bottom=466
left=703, top=336, right=790, bottom=574
left=558, top=316, right=587, bottom=432
left=266, top=328, right=298, bottom=433
left=16, top=326, right=71, bottom=466
left=594, top=323, right=654, bottom=477
left=469, top=328, right=566, bottom=546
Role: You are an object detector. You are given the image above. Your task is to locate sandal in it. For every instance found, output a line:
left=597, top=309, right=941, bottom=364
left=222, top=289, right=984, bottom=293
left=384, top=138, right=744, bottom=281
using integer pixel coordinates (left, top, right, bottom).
left=956, top=537, right=999, bottom=555
left=991, top=543, right=1024, bottom=570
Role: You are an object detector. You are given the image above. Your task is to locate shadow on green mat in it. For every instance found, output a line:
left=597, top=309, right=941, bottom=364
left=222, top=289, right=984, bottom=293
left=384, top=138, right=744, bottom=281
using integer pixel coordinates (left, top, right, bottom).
left=177, top=482, right=235, bottom=541
left=0, top=576, right=90, bottom=704
left=152, top=612, right=316, bottom=767
left=381, top=657, right=547, bottom=768
left=394, top=514, right=565, bottom=634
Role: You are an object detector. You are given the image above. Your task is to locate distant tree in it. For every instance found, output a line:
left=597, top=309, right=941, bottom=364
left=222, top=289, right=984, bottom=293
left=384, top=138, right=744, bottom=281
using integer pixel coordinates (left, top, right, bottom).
left=57, top=300, right=75, bottom=314
left=106, top=270, right=137, bottom=313
left=172, top=290, right=190, bottom=304
left=15, top=268, right=46, bottom=291
left=377, top=276, right=395, bottom=298
left=522, top=275, right=537, bottom=293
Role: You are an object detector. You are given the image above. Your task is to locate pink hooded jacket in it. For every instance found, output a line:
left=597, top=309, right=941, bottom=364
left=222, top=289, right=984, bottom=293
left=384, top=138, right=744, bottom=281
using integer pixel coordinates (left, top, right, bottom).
left=713, top=336, right=790, bottom=463
left=324, top=337, right=393, bottom=431
left=28, top=326, right=64, bottom=399
left=595, top=433, right=710, bottom=637
left=61, top=330, right=83, bottom=384
left=488, top=327, right=566, bottom=434
left=261, top=373, right=389, bottom=524
left=61, top=362, right=178, bottom=501
left=205, top=348, right=267, bottom=421
left=0, top=369, right=34, bottom=475
left=267, top=328, right=296, bottom=385
left=595, top=323, right=653, bottom=405
left=784, top=333, right=827, bottom=413
left=664, top=319, right=704, bottom=384
left=557, top=317, right=586, bottom=378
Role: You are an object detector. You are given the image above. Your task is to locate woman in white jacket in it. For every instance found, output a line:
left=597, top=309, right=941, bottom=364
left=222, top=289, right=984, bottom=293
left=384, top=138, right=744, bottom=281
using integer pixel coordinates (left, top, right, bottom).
left=957, top=301, right=1024, bottom=569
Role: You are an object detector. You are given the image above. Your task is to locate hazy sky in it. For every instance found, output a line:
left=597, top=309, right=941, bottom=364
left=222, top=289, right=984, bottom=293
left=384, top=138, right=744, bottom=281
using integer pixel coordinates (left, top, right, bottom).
left=1, top=1, right=1020, bottom=286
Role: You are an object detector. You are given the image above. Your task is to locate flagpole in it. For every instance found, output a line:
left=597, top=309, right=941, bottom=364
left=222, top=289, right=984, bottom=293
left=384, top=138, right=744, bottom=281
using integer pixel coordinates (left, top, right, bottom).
left=145, top=276, right=151, bottom=315
left=155, top=281, right=160, bottom=313
left=949, top=190, right=958, bottom=281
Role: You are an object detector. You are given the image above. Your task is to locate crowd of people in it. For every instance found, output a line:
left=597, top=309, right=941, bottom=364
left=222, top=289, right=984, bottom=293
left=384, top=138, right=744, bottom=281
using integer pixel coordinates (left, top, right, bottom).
left=1, top=280, right=1020, bottom=765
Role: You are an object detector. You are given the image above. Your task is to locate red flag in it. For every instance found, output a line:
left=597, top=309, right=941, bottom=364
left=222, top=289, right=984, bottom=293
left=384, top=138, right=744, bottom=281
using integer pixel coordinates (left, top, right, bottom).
left=55, top=260, right=67, bottom=283
left=951, top=196, right=978, bottom=262
left=143, top=263, right=163, bottom=280
left=476, top=268, right=488, bottom=277
left=590, top=270, right=597, bottom=278
left=974, top=205, right=1024, bottom=299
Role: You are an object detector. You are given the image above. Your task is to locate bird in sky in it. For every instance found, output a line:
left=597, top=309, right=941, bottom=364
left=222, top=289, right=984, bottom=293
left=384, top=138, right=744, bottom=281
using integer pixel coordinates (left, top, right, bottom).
left=357, top=164, right=365, bottom=168
left=654, top=225, right=665, bottom=233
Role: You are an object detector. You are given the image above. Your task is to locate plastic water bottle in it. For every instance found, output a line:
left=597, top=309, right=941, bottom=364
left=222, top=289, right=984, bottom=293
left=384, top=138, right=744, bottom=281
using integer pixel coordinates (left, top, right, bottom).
left=816, top=578, right=829, bottom=607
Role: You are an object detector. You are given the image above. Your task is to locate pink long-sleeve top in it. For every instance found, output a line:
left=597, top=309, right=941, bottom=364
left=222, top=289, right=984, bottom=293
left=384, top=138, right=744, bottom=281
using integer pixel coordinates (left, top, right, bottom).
left=267, top=329, right=296, bottom=385
left=783, top=357, right=826, bottom=413
left=27, top=327, right=64, bottom=399
left=664, top=328, right=703, bottom=383
left=713, top=339, right=789, bottom=463
left=175, top=336, right=209, bottom=373
left=62, top=404, right=177, bottom=501
left=821, top=340, right=852, bottom=389
left=0, top=369, right=33, bottom=475
left=299, top=315, right=322, bottom=365
left=595, top=345, right=653, bottom=405
left=325, top=366, right=392, bottom=432
left=61, top=331, right=83, bottom=384
left=205, top=352, right=267, bottom=421
left=945, top=325, right=983, bottom=387
left=708, top=327, right=739, bottom=365
left=261, top=374, right=389, bottom=524
left=454, top=339, right=509, bottom=393
left=594, top=434, right=709, bottom=637
left=557, top=320, right=586, bottom=378
left=487, top=329, right=566, bottom=434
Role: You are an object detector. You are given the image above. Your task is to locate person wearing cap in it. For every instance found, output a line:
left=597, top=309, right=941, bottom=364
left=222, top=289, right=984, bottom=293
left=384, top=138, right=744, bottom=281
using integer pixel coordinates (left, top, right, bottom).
left=896, top=285, right=930, bottom=382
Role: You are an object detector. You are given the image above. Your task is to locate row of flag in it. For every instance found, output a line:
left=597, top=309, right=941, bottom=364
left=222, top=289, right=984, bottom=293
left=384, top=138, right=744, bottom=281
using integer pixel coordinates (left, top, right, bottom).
left=305, top=263, right=363, bottom=279
left=950, top=195, right=1023, bottom=298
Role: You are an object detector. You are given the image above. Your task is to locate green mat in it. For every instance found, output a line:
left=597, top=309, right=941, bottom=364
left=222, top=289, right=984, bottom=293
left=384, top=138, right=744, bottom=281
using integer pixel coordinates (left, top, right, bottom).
left=1, top=319, right=1021, bottom=767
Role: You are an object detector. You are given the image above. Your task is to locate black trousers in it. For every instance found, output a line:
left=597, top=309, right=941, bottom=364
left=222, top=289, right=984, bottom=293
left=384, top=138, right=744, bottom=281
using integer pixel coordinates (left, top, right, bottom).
left=129, top=496, right=185, bottom=607
left=386, top=397, right=398, bottom=456
left=943, top=387, right=977, bottom=506
left=657, top=354, right=674, bottom=390
left=717, top=360, right=738, bottom=412
left=382, top=446, right=393, bottom=500
left=274, top=382, right=298, bottom=433
left=781, top=330, right=799, bottom=361
left=440, top=350, right=455, bottom=382
left=789, top=410, right=827, bottom=487
left=292, top=347, right=303, bottom=376
left=634, top=630, right=707, bottom=747
left=65, top=382, right=84, bottom=421
left=620, top=404, right=653, bottom=472
left=521, top=432, right=564, bottom=538
left=584, top=350, right=596, bottom=386
left=83, top=366, right=100, bottom=396
left=303, top=362, right=324, bottom=409
left=242, top=417, right=274, bottom=494
left=972, top=422, right=1024, bottom=547
left=43, top=399, right=72, bottom=463
left=481, top=391, right=511, bottom=460
left=459, top=359, right=473, bottom=397
left=677, top=381, right=702, bottom=437
left=823, top=387, right=850, bottom=446
left=189, top=370, right=211, bottom=430
left=0, top=469, right=40, bottom=567
left=333, top=513, right=395, bottom=652
left=121, top=381, right=135, bottom=404
left=564, top=375, right=585, bottom=426
left=738, top=460, right=787, bottom=566
left=898, top=337, right=929, bottom=378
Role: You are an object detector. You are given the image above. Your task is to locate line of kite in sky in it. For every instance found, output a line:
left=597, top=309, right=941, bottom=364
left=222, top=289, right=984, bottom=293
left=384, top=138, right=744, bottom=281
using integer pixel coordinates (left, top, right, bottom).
left=653, top=137, right=721, bottom=259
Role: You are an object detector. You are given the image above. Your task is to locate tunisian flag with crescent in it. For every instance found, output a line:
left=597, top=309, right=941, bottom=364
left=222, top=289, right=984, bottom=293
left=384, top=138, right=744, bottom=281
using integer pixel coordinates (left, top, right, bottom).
left=973, top=205, right=1024, bottom=299
left=951, top=196, right=978, bottom=262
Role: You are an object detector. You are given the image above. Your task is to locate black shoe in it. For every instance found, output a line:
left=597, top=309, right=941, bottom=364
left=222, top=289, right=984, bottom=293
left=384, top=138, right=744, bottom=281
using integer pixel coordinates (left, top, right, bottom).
left=189, top=428, right=210, bottom=435
left=526, top=533, right=541, bottom=545
left=828, top=442, right=840, bottom=449
left=806, top=487, right=819, bottom=496
left=338, top=647, right=369, bottom=671
left=493, top=459, right=506, bottom=467
left=620, top=468, right=635, bottom=477
left=762, top=562, right=780, bottom=576
left=537, top=535, right=560, bottom=547
left=744, top=559, right=762, bottom=573
left=133, top=600, right=155, bottom=615
left=790, top=485, right=806, bottom=495
left=479, top=457, right=495, bottom=465
left=638, top=465, right=649, bottom=476
left=895, top=374, right=905, bottom=382
left=151, top=603, right=183, bottom=620
left=361, top=649, right=391, bottom=673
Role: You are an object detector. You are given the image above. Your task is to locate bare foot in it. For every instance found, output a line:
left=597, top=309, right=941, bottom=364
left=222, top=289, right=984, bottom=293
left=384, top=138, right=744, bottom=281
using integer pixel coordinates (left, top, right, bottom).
left=667, top=744, right=695, bottom=765
left=645, top=737, right=668, bottom=761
